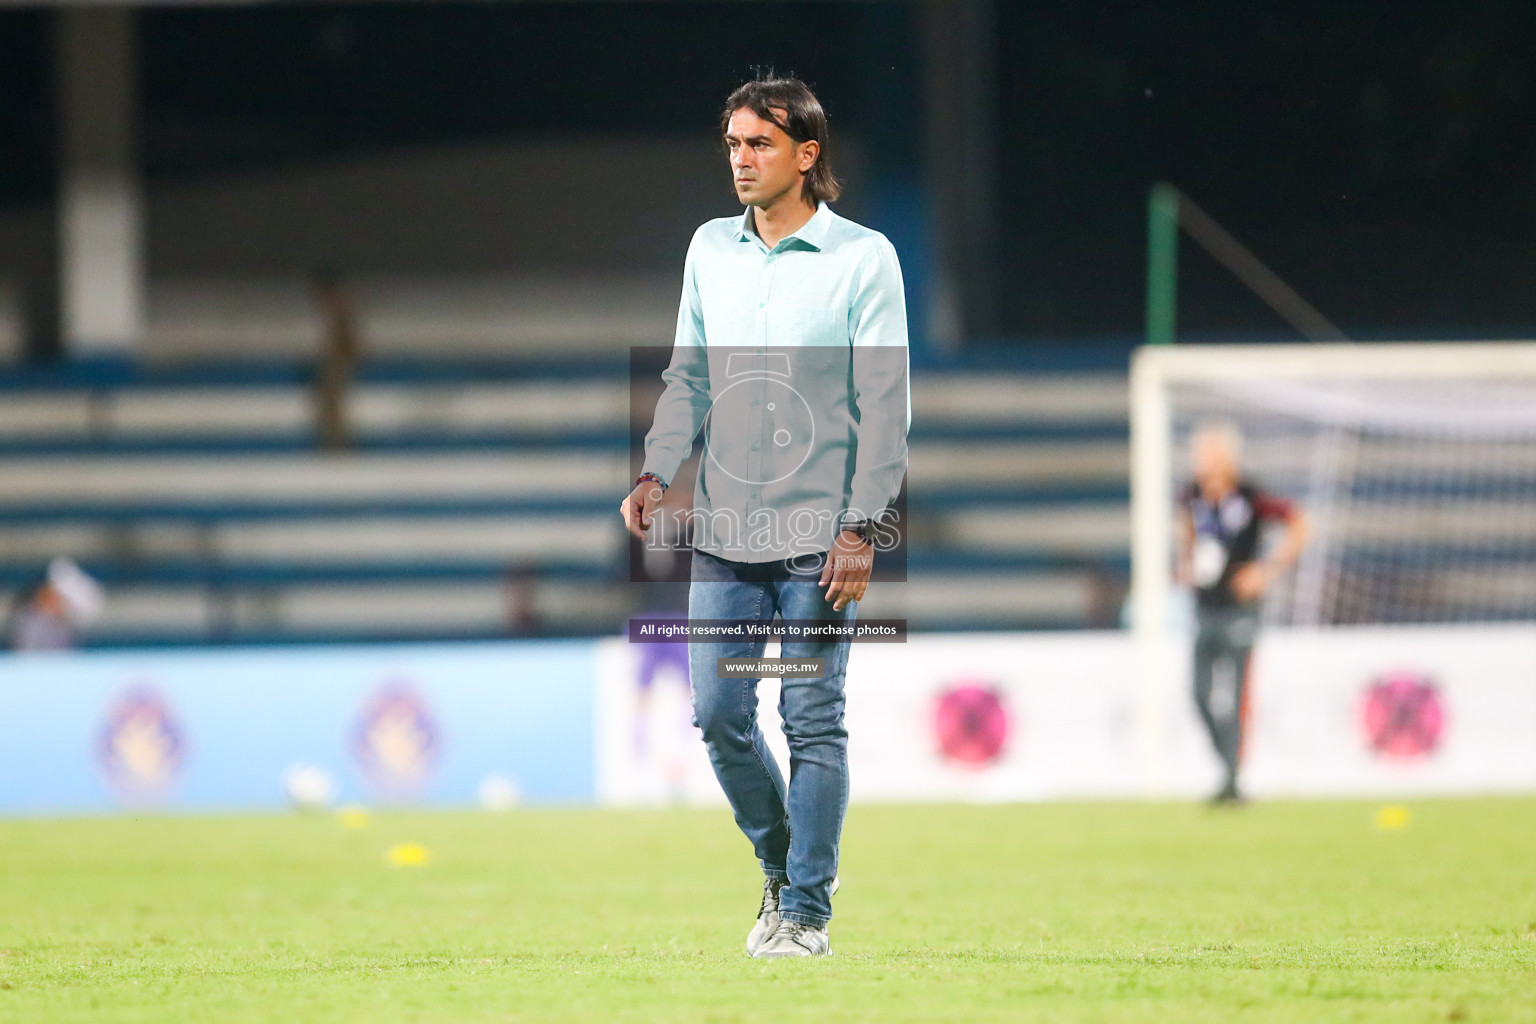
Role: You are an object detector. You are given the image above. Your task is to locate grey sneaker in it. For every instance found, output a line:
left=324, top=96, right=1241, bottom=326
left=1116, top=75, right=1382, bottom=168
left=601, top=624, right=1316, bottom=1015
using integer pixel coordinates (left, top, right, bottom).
left=745, top=878, right=785, bottom=956
left=744, top=876, right=840, bottom=956
left=753, top=919, right=831, bottom=958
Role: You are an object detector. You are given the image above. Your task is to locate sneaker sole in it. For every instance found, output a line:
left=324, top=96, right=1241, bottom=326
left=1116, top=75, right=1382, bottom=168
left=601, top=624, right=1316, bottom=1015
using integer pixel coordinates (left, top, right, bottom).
left=753, top=946, right=832, bottom=959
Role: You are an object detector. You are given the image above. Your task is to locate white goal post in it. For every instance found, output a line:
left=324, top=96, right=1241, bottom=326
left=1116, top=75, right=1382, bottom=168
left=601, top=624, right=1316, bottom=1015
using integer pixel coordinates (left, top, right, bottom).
left=1129, top=342, right=1536, bottom=793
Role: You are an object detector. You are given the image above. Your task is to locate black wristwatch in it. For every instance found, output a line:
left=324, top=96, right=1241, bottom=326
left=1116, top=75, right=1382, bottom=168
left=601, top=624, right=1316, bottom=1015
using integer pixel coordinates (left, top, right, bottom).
left=838, top=518, right=877, bottom=544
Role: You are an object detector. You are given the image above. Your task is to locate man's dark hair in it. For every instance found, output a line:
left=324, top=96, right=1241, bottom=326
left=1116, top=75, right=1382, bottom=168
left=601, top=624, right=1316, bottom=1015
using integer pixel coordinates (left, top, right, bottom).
left=721, top=77, right=842, bottom=205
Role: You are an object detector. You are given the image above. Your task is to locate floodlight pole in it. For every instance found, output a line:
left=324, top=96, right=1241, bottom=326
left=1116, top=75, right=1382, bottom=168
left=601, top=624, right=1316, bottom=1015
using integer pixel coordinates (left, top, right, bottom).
left=1145, top=183, right=1180, bottom=347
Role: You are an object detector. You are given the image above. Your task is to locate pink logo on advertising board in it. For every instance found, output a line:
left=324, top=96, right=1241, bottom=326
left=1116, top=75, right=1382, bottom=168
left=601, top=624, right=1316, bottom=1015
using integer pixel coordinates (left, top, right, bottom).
left=933, top=683, right=1011, bottom=768
left=96, top=685, right=186, bottom=802
left=352, top=683, right=441, bottom=795
left=1360, top=673, right=1445, bottom=759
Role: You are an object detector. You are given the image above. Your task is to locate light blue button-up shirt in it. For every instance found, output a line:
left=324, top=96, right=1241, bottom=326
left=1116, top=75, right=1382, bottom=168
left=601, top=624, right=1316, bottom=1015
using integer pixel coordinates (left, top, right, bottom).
left=641, top=201, right=910, bottom=563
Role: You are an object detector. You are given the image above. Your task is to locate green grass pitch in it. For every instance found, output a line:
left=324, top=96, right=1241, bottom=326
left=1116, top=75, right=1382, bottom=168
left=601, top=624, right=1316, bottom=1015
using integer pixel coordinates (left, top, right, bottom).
left=1, top=798, right=1533, bottom=1022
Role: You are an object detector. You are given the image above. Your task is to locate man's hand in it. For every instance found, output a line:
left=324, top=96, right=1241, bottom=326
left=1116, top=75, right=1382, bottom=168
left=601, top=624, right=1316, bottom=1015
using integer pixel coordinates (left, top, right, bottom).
left=820, top=530, right=873, bottom=612
left=620, top=480, right=666, bottom=541
left=1230, top=562, right=1272, bottom=602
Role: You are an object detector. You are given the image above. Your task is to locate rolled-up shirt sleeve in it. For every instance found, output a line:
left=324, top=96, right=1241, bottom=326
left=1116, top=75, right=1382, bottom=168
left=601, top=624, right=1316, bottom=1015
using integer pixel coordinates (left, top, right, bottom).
left=845, top=236, right=911, bottom=522
left=640, top=233, right=713, bottom=488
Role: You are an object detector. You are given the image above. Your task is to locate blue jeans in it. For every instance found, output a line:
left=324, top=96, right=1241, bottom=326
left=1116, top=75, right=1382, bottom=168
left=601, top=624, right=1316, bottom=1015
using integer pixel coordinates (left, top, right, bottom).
left=687, top=547, right=857, bottom=928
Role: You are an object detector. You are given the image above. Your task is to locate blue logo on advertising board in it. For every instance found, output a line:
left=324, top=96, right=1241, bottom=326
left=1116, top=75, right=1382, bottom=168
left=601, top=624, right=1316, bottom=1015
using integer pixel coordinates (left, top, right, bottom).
left=352, top=682, right=441, bottom=796
left=96, top=685, right=187, bottom=803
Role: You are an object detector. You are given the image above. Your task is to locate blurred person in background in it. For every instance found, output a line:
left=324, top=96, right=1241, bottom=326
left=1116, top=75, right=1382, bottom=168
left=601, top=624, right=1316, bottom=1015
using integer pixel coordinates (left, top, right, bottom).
left=313, top=267, right=360, bottom=452
left=1177, top=422, right=1310, bottom=805
left=621, top=77, right=909, bottom=958
left=503, top=562, right=542, bottom=637
left=6, top=557, right=104, bottom=652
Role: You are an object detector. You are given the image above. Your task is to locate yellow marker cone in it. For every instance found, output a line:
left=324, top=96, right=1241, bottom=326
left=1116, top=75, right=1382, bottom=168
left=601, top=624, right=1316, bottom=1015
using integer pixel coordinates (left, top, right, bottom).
left=1374, top=805, right=1411, bottom=830
left=387, top=842, right=431, bottom=867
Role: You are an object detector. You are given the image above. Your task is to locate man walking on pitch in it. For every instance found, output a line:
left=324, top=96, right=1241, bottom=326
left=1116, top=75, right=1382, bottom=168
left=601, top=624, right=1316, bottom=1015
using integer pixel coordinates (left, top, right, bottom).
left=620, top=77, right=909, bottom=957
left=1177, top=422, right=1310, bottom=804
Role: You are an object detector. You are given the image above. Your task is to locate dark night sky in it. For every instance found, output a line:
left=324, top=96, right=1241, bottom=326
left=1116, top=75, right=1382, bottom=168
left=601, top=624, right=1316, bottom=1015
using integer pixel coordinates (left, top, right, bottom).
left=2, top=1, right=1535, bottom=345
left=997, top=1, right=1536, bottom=342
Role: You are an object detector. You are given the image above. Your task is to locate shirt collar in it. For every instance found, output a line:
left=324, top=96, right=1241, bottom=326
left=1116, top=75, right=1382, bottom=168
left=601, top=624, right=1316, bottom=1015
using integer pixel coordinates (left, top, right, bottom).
left=733, top=201, right=832, bottom=252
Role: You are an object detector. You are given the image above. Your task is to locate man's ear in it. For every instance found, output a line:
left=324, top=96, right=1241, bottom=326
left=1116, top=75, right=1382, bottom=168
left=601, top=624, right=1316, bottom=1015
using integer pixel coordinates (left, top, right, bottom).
left=798, top=139, right=820, bottom=174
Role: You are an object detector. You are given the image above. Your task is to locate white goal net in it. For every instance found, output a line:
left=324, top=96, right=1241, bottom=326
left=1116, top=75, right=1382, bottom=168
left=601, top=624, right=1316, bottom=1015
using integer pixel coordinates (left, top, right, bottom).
left=1125, top=343, right=1536, bottom=796
left=1132, top=343, right=1536, bottom=634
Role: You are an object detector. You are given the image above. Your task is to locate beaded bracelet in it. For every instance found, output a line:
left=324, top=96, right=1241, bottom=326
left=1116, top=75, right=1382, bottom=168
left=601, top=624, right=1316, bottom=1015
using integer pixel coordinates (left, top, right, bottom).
left=635, top=472, right=667, bottom=491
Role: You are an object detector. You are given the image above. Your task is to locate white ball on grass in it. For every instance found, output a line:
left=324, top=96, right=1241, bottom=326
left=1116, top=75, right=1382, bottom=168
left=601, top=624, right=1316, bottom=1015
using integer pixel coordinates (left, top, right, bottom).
left=478, top=773, right=521, bottom=811
left=283, top=763, right=336, bottom=811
